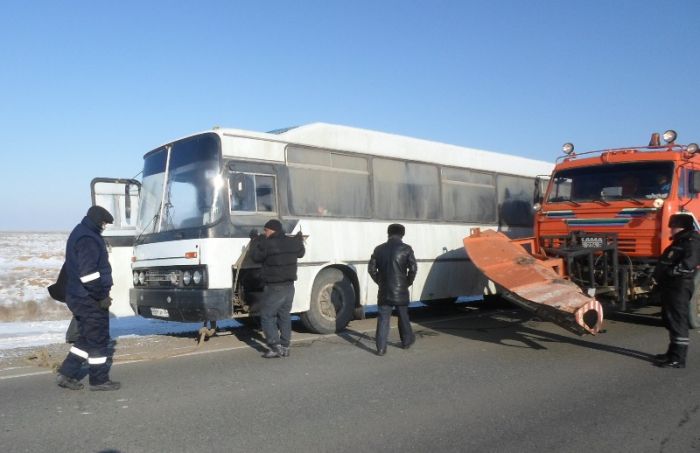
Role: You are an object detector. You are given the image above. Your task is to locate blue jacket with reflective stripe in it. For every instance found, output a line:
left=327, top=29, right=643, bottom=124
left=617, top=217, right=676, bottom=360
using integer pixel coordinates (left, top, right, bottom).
left=65, top=216, right=113, bottom=301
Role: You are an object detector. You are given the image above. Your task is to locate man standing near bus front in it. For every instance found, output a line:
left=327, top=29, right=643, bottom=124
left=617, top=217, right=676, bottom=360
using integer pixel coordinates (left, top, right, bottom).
left=653, top=213, right=700, bottom=369
left=250, top=219, right=305, bottom=358
left=56, top=206, right=120, bottom=391
left=368, top=223, right=417, bottom=356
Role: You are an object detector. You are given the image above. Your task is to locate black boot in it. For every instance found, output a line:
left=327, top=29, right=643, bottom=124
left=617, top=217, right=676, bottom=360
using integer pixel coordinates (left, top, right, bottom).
left=56, top=373, right=84, bottom=390
left=262, top=345, right=282, bottom=358
left=90, top=380, right=121, bottom=391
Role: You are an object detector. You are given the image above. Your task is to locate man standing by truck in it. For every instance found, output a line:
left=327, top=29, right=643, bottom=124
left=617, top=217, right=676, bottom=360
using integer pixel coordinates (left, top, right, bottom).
left=653, top=213, right=700, bottom=369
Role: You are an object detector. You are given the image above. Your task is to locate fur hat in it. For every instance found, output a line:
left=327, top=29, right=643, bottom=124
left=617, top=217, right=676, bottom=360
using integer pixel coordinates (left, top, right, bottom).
left=668, top=214, right=694, bottom=230
left=264, top=219, right=283, bottom=233
left=387, top=223, right=405, bottom=237
left=87, top=205, right=114, bottom=226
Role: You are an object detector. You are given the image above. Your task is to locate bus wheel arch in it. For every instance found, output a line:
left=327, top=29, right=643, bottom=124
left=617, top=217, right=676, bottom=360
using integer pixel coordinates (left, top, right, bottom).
left=300, top=266, right=357, bottom=334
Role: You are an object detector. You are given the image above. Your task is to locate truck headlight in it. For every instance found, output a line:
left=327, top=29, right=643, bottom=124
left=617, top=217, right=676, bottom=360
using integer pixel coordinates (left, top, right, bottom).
left=183, top=270, right=192, bottom=286
left=193, top=270, right=203, bottom=285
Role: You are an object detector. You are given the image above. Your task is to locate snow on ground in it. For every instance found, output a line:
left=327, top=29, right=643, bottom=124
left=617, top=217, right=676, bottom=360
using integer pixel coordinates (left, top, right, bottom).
left=0, top=317, right=244, bottom=356
left=0, top=231, right=69, bottom=322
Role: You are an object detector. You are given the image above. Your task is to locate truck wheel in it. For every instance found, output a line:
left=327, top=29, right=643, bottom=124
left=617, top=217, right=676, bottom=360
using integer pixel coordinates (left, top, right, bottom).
left=690, top=274, right=700, bottom=329
left=300, top=269, right=355, bottom=334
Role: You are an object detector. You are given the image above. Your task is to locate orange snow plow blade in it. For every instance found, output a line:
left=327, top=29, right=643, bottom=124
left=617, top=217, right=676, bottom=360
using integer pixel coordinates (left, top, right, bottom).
left=463, top=229, right=604, bottom=335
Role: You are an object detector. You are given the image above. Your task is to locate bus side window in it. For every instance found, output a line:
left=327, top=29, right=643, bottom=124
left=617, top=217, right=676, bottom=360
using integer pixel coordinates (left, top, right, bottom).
left=255, top=175, right=277, bottom=212
left=230, top=173, right=255, bottom=211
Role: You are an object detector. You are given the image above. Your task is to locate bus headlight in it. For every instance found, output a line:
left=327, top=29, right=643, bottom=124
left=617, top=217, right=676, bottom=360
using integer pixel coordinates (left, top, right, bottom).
left=138, top=271, right=146, bottom=285
left=193, top=270, right=203, bottom=285
left=183, top=270, right=192, bottom=286
left=133, top=271, right=139, bottom=286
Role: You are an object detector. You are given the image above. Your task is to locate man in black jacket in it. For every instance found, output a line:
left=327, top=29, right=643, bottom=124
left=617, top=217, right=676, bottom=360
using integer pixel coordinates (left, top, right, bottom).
left=56, top=206, right=120, bottom=391
left=368, top=223, right=418, bottom=356
left=250, top=219, right=305, bottom=358
left=653, top=213, right=700, bottom=369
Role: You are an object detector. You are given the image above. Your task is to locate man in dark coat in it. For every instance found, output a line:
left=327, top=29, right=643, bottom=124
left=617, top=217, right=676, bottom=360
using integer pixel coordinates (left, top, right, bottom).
left=250, top=219, right=305, bottom=358
left=56, top=206, right=120, bottom=390
left=368, top=223, right=418, bottom=356
left=653, top=213, right=700, bottom=368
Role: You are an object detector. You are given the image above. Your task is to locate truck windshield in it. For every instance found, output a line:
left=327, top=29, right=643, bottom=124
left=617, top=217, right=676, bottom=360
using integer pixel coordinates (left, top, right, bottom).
left=137, top=134, right=223, bottom=234
left=547, top=161, right=674, bottom=203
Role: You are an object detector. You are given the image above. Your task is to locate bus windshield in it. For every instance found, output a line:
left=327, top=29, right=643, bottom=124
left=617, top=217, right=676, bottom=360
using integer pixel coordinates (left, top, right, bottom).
left=547, top=161, right=674, bottom=203
left=137, top=134, right=223, bottom=234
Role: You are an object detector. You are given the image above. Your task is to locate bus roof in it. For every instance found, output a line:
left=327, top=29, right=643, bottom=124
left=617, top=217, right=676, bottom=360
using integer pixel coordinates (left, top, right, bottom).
left=157, top=122, right=553, bottom=178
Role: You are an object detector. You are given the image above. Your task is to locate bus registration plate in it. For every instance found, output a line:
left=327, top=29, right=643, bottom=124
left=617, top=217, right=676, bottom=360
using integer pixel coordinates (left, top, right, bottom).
left=150, top=308, right=169, bottom=318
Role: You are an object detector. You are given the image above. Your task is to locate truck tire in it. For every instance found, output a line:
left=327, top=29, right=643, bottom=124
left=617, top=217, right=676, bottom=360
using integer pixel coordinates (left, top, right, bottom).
left=690, top=273, right=700, bottom=329
left=300, top=269, right=355, bottom=334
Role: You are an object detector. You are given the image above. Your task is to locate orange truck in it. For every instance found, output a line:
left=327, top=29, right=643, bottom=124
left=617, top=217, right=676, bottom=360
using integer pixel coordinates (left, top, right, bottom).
left=532, top=130, right=700, bottom=324
left=465, top=130, right=700, bottom=334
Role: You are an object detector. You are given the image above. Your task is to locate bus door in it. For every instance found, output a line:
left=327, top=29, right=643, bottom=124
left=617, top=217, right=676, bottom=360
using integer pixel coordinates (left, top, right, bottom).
left=90, top=178, right=141, bottom=316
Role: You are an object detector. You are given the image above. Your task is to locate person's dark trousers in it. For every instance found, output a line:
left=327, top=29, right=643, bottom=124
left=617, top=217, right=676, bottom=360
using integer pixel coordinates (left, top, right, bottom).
left=58, top=298, right=112, bottom=385
left=396, top=305, right=414, bottom=347
left=260, top=283, right=295, bottom=348
left=662, top=283, right=692, bottom=364
left=376, top=304, right=414, bottom=351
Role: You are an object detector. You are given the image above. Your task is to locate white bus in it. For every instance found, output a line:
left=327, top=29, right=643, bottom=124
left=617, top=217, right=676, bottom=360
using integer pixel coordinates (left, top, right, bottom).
left=92, top=123, right=552, bottom=333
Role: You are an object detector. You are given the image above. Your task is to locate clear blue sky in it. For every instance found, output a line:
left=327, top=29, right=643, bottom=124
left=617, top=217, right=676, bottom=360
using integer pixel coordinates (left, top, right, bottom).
left=1, top=0, right=698, bottom=231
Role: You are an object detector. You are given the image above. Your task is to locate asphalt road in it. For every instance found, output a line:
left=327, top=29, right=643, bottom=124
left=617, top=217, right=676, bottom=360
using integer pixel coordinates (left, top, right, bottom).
left=1, top=304, right=699, bottom=453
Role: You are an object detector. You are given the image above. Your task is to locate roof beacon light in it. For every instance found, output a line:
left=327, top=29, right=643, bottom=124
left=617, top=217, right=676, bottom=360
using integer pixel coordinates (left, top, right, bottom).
left=649, top=132, right=661, bottom=147
left=562, top=142, right=575, bottom=155
left=663, top=130, right=677, bottom=144
left=688, top=143, right=699, bottom=155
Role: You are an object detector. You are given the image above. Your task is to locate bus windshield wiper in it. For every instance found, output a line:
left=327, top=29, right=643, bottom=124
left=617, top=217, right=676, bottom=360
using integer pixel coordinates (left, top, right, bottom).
left=592, top=199, right=610, bottom=206
left=625, top=197, right=644, bottom=205
left=564, top=200, right=581, bottom=206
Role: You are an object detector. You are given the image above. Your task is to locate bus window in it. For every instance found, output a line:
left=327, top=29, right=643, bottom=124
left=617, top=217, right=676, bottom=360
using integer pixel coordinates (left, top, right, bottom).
left=229, top=172, right=277, bottom=213
left=373, top=158, right=440, bottom=220
left=287, top=146, right=370, bottom=217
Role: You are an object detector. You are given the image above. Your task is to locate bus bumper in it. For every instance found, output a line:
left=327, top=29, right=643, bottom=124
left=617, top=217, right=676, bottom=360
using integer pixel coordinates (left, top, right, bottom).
left=130, top=288, right=233, bottom=322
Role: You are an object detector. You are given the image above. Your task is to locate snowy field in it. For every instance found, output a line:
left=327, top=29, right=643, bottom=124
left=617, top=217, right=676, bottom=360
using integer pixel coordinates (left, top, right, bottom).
left=0, top=232, right=241, bottom=355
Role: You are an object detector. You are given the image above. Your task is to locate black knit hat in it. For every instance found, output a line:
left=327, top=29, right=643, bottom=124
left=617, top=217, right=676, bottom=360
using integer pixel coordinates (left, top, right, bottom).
left=87, top=205, right=114, bottom=225
left=668, top=214, right=694, bottom=230
left=387, top=223, right=405, bottom=237
left=264, top=219, right=283, bottom=233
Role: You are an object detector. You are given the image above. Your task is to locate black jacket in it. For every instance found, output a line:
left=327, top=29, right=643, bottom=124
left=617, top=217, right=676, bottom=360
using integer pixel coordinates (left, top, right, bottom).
left=653, top=229, right=700, bottom=286
left=368, top=236, right=417, bottom=305
left=250, top=231, right=305, bottom=285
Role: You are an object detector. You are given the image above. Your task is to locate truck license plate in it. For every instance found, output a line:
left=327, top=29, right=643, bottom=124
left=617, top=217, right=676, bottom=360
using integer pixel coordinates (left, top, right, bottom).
left=150, top=308, right=169, bottom=318
left=581, top=237, right=603, bottom=248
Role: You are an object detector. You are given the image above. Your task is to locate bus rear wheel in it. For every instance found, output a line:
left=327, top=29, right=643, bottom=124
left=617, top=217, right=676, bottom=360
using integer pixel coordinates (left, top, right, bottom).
left=301, top=269, right=355, bottom=334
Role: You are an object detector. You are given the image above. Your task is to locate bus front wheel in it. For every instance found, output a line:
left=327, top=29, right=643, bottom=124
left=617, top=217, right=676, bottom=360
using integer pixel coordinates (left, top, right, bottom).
left=301, top=269, right=355, bottom=334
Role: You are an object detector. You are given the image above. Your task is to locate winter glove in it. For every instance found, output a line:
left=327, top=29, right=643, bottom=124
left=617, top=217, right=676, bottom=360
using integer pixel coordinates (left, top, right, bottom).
left=249, top=229, right=259, bottom=240
left=98, top=296, right=112, bottom=311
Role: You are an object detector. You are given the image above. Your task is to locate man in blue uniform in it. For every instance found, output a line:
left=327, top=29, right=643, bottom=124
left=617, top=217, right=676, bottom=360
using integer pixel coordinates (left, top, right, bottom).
left=653, top=213, right=700, bottom=369
left=56, top=206, right=120, bottom=391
